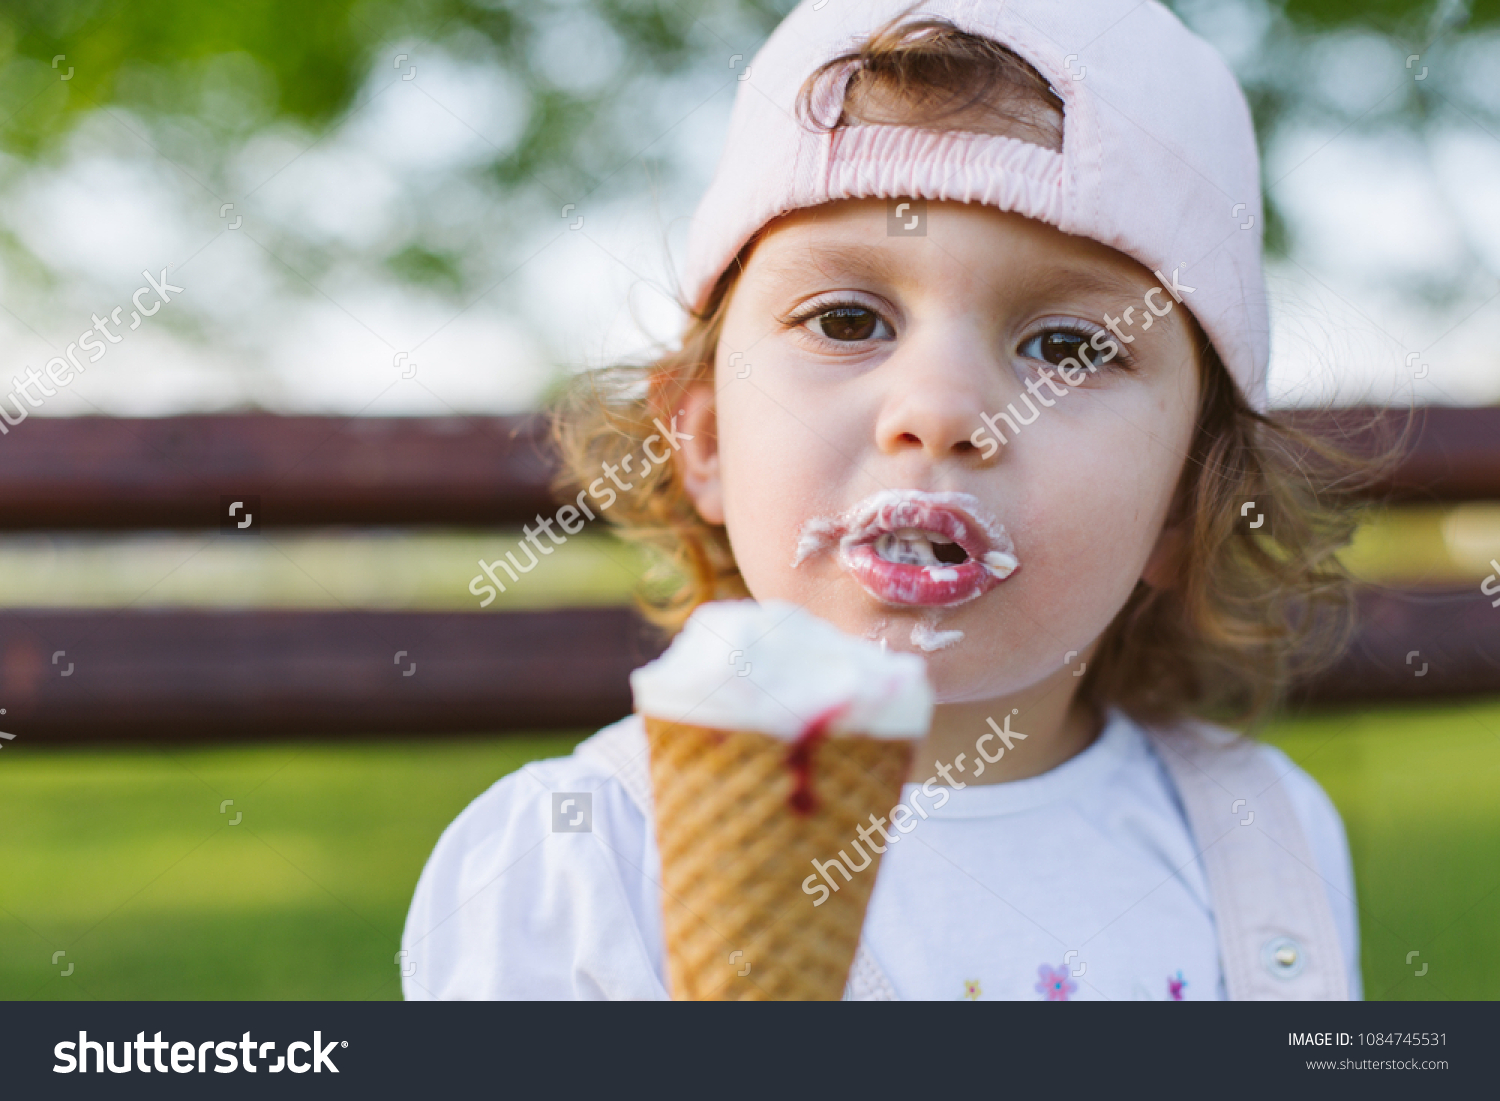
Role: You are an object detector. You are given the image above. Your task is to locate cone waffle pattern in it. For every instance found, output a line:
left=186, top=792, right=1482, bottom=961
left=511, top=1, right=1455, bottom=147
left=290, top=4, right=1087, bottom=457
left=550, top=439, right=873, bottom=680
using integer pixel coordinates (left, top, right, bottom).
left=645, top=716, right=912, bottom=1000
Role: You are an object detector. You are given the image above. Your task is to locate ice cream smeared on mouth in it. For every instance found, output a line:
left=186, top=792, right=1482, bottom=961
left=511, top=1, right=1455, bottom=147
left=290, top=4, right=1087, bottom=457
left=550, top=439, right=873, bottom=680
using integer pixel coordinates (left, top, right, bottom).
left=910, top=620, right=964, bottom=651
left=629, top=599, right=932, bottom=741
left=793, top=490, right=1019, bottom=607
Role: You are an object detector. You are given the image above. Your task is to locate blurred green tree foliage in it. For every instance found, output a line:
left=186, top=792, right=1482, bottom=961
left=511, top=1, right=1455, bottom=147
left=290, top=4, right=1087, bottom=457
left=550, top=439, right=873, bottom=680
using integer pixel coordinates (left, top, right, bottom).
left=0, top=0, right=1491, bottom=289
left=0, top=1, right=782, bottom=182
left=1285, top=0, right=1496, bottom=28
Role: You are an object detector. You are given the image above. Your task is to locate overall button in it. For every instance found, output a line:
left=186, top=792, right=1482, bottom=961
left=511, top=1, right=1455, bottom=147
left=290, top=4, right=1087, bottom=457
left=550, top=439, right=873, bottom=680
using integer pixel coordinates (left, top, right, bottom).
left=1262, top=936, right=1305, bottom=979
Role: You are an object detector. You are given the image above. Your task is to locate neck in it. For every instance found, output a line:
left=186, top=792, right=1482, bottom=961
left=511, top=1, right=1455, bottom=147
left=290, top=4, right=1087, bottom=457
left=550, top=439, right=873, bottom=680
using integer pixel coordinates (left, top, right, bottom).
left=909, top=674, right=1104, bottom=787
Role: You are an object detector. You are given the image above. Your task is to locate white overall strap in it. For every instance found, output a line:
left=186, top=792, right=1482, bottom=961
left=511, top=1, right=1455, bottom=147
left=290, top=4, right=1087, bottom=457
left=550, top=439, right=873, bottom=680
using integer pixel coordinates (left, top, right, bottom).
left=575, top=715, right=655, bottom=815
left=577, top=716, right=899, bottom=1000
left=1145, top=719, right=1350, bottom=1000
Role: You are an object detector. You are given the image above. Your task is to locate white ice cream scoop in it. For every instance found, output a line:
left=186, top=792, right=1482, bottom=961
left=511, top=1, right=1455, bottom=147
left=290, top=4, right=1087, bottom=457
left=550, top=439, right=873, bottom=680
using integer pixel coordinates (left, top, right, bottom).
left=629, top=599, right=933, bottom=740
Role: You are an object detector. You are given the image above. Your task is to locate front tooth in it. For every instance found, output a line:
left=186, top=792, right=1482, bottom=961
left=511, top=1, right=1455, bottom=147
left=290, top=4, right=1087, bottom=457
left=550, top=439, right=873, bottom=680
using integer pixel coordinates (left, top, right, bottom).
left=875, top=531, right=938, bottom=566
left=983, top=550, right=1019, bottom=578
left=900, top=529, right=946, bottom=562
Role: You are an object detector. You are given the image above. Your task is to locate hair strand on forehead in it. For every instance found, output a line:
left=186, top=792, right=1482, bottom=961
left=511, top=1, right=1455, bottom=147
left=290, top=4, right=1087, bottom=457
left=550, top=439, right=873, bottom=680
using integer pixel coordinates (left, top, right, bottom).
left=796, top=15, right=1065, bottom=150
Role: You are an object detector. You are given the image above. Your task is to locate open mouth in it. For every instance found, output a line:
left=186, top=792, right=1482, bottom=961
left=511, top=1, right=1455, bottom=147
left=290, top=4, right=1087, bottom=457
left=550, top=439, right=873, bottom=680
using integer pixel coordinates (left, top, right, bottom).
left=874, top=529, right=971, bottom=567
left=794, top=490, right=1019, bottom=607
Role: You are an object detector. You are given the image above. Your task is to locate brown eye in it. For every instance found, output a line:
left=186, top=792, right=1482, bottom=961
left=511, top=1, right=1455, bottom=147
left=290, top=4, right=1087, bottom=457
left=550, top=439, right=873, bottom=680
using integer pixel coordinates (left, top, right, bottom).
left=1034, top=331, right=1088, bottom=365
left=814, top=307, right=882, bottom=342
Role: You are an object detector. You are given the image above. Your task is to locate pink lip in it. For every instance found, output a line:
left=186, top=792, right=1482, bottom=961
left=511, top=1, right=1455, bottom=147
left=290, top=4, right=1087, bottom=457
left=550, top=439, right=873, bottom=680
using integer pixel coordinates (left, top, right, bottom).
left=795, top=491, right=1019, bottom=609
left=842, top=542, right=998, bottom=606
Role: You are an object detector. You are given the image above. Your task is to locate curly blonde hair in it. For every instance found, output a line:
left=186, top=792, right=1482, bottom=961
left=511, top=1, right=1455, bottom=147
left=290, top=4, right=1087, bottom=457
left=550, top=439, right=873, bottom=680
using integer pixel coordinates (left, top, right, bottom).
left=553, top=17, right=1387, bottom=729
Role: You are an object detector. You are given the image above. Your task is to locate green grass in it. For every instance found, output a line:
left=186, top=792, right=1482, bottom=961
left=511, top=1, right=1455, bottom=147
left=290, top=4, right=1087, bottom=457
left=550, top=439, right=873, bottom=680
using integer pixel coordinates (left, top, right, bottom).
left=1263, top=698, right=1500, bottom=1001
left=0, top=531, right=645, bottom=609
left=2, top=699, right=1496, bottom=1001
left=1339, top=503, right=1500, bottom=586
left=0, top=734, right=583, bottom=1000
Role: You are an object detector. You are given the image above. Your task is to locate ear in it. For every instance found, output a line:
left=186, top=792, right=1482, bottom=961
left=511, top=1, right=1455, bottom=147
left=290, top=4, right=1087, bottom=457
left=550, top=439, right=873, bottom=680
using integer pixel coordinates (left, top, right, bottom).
left=673, top=381, right=724, bottom=525
left=1141, top=521, right=1188, bottom=590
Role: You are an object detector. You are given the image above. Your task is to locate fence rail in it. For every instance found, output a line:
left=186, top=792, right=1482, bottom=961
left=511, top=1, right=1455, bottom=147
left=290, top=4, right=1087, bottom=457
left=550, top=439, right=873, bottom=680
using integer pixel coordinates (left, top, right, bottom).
left=0, top=414, right=554, bottom=530
left=0, top=607, right=658, bottom=742
left=0, top=585, right=1493, bottom=743
left=0, top=406, right=1495, bottom=530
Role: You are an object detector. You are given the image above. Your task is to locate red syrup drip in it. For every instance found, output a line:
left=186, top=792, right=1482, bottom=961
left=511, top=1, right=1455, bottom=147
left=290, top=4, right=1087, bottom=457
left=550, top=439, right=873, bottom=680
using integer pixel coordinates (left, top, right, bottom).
left=784, top=705, right=846, bottom=815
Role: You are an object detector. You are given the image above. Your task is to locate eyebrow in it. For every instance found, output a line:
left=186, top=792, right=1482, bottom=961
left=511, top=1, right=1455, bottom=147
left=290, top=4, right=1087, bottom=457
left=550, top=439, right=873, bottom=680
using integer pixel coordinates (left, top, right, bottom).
left=753, top=235, right=1157, bottom=309
left=1008, top=264, right=1151, bottom=305
left=753, top=242, right=906, bottom=288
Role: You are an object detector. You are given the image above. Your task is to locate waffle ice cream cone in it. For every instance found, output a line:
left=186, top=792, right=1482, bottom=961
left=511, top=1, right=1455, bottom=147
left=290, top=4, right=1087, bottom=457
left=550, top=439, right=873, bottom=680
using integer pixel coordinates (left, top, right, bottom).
left=631, top=601, right=932, bottom=1000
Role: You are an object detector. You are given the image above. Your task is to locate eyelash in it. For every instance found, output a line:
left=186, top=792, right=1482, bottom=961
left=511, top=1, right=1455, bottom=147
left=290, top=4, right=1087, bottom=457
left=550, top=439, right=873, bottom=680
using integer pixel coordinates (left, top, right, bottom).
left=784, top=300, right=1135, bottom=371
left=784, top=297, right=893, bottom=347
left=1017, top=319, right=1135, bottom=372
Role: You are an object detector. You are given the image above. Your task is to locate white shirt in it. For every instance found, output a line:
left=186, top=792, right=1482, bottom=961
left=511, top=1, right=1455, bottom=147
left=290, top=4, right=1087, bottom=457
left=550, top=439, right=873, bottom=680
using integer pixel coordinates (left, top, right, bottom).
left=401, top=708, right=1361, bottom=1000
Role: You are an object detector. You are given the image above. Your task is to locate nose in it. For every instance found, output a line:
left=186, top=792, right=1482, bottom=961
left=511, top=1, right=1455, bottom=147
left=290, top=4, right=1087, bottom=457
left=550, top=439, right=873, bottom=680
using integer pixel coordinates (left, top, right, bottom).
left=872, top=330, right=999, bottom=463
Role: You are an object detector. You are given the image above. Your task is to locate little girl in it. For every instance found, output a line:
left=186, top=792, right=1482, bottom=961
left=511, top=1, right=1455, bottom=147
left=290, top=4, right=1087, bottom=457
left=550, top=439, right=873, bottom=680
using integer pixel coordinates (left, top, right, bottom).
left=403, top=0, right=1366, bottom=1001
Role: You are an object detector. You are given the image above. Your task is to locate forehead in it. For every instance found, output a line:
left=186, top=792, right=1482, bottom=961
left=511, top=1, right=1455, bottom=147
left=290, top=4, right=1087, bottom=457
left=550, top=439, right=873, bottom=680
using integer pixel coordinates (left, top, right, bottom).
left=743, top=198, right=1160, bottom=303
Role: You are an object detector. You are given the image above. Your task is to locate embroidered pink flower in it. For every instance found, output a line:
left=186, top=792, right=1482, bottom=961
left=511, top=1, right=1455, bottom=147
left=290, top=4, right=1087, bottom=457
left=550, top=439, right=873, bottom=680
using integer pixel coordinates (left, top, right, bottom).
left=963, top=979, right=982, bottom=1000
left=1168, top=971, right=1187, bottom=1001
left=1035, top=963, right=1077, bottom=1001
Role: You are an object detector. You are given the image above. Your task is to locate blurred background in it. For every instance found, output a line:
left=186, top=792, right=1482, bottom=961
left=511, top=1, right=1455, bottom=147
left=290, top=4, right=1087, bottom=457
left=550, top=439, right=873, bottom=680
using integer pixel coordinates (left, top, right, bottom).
left=0, top=0, right=1496, bottom=1001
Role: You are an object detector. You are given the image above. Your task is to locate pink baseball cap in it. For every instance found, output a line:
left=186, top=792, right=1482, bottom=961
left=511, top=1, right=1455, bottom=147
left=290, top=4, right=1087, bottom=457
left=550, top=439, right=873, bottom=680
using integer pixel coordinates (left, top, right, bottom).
left=682, top=0, right=1270, bottom=409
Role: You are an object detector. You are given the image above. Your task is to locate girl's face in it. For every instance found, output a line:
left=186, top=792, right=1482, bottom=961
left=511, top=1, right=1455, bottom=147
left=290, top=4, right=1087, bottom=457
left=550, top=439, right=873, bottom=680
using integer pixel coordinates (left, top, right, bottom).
left=678, top=199, right=1200, bottom=704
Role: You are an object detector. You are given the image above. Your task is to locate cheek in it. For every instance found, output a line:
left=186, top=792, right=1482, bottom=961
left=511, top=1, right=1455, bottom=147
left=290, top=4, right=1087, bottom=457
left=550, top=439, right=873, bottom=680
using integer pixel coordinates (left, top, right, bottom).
left=1006, top=407, right=1189, bottom=641
left=712, top=374, right=846, bottom=596
left=712, top=344, right=900, bottom=604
